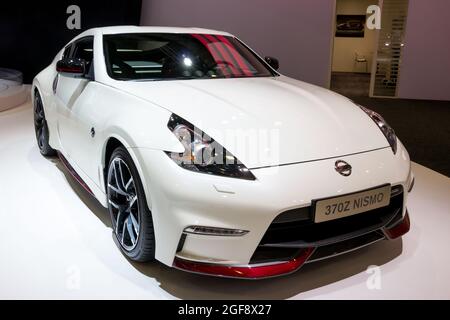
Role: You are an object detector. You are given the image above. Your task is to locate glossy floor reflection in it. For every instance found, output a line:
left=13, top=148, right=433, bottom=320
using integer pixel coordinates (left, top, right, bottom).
left=0, top=101, right=449, bottom=299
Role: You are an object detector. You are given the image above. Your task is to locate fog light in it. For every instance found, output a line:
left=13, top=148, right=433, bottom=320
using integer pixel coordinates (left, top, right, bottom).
left=183, top=226, right=249, bottom=237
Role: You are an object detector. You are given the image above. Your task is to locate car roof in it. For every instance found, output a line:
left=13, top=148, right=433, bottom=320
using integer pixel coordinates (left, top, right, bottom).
left=74, top=25, right=232, bottom=40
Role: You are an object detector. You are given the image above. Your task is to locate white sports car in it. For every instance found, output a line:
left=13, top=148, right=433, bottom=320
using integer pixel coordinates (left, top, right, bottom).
left=32, top=26, right=413, bottom=279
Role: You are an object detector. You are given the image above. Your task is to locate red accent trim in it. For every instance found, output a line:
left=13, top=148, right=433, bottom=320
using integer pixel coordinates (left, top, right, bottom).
left=56, top=66, right=83, bottom=74
left=173, top=247, right=315, bottom=279
left=58, top=151, right=94, bottom=196
left=384, top=211, right=410, bottom=239
left=191, top=34, right=230, bottom=77
left=215, top=35, right=253, bottom=77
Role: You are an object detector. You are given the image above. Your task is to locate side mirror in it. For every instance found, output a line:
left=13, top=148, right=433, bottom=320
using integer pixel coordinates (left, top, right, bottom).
left=56, top=58, right=86, bottom=75
left=264, top=56, right=279, bottom=70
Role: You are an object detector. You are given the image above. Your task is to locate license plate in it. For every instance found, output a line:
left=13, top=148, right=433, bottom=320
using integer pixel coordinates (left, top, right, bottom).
left=314, top=185, right=391, bottom=223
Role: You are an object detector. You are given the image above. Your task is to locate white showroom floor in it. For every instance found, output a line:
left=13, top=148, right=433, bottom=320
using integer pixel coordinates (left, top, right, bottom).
left=0, top=100, right=449, bottom=299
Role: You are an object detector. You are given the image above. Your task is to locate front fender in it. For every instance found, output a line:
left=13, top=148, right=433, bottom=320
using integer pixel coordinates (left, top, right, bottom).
left=93, top=82, right=183, bottom=151
left=99, top=134, right=156, bottom=210
left=93, top=82, right=184, bottom=204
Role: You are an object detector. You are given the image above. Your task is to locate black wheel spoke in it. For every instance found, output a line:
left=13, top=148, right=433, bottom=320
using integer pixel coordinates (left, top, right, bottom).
left=38, top=131, right=45, bottom=148
left=107, top=158, right=140, bottom=251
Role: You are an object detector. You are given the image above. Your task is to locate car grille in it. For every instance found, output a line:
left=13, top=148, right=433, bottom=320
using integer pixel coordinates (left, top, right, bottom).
left=249, top=186, right=404, bottom=264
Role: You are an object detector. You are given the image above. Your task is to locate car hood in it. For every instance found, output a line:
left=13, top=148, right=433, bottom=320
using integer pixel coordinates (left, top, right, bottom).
left=114, top=76, right=389, bottom=168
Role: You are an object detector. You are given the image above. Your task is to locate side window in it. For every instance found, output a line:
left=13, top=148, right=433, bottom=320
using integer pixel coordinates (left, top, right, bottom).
left=71, top=37, right=94, bottom=74
left=62, top=45, right=72, bottom=59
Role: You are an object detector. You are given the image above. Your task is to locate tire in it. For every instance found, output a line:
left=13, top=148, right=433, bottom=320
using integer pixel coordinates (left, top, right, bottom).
left=106, top=146, right=155, bottom=262
left=33, top=91, right=57, bottom=157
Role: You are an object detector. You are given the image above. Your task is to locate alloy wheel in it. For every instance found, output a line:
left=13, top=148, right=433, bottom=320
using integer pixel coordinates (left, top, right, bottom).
left=107, top=157, right=141, bottom=251
left=33, top=95, right=46, bottom=150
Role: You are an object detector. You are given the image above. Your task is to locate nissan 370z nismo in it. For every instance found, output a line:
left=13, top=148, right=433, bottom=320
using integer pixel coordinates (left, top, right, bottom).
left=33, top=26, right=413, bottom=279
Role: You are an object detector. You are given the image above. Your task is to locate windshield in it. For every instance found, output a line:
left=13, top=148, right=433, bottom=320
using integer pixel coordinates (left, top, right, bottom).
left=103, top=33, right=277, bottom=81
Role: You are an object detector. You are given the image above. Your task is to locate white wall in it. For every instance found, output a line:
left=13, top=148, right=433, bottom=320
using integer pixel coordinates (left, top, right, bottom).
left=332, top=0, right=378, bottom=73
left=398, top=0, right=450, bottom=101
left=140, top=0, right=335, bottom=88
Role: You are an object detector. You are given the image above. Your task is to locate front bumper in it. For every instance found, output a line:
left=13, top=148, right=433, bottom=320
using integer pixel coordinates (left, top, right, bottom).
left=173, top=211, right=410, bottom=279
left=132, top=141, right=412, bottom=277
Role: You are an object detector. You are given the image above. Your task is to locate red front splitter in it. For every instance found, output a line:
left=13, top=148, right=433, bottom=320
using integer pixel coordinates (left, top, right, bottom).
left=173, top=247, right=315, bottom=279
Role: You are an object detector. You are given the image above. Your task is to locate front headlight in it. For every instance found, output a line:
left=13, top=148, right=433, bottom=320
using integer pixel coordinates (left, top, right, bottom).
left=360, top=106, right=397, bottom=154
left=165, top=114, right=256, bottom=180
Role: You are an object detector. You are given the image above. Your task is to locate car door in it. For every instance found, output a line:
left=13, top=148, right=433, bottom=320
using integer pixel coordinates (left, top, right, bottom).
left=54, top=36, right=96, bottom=176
